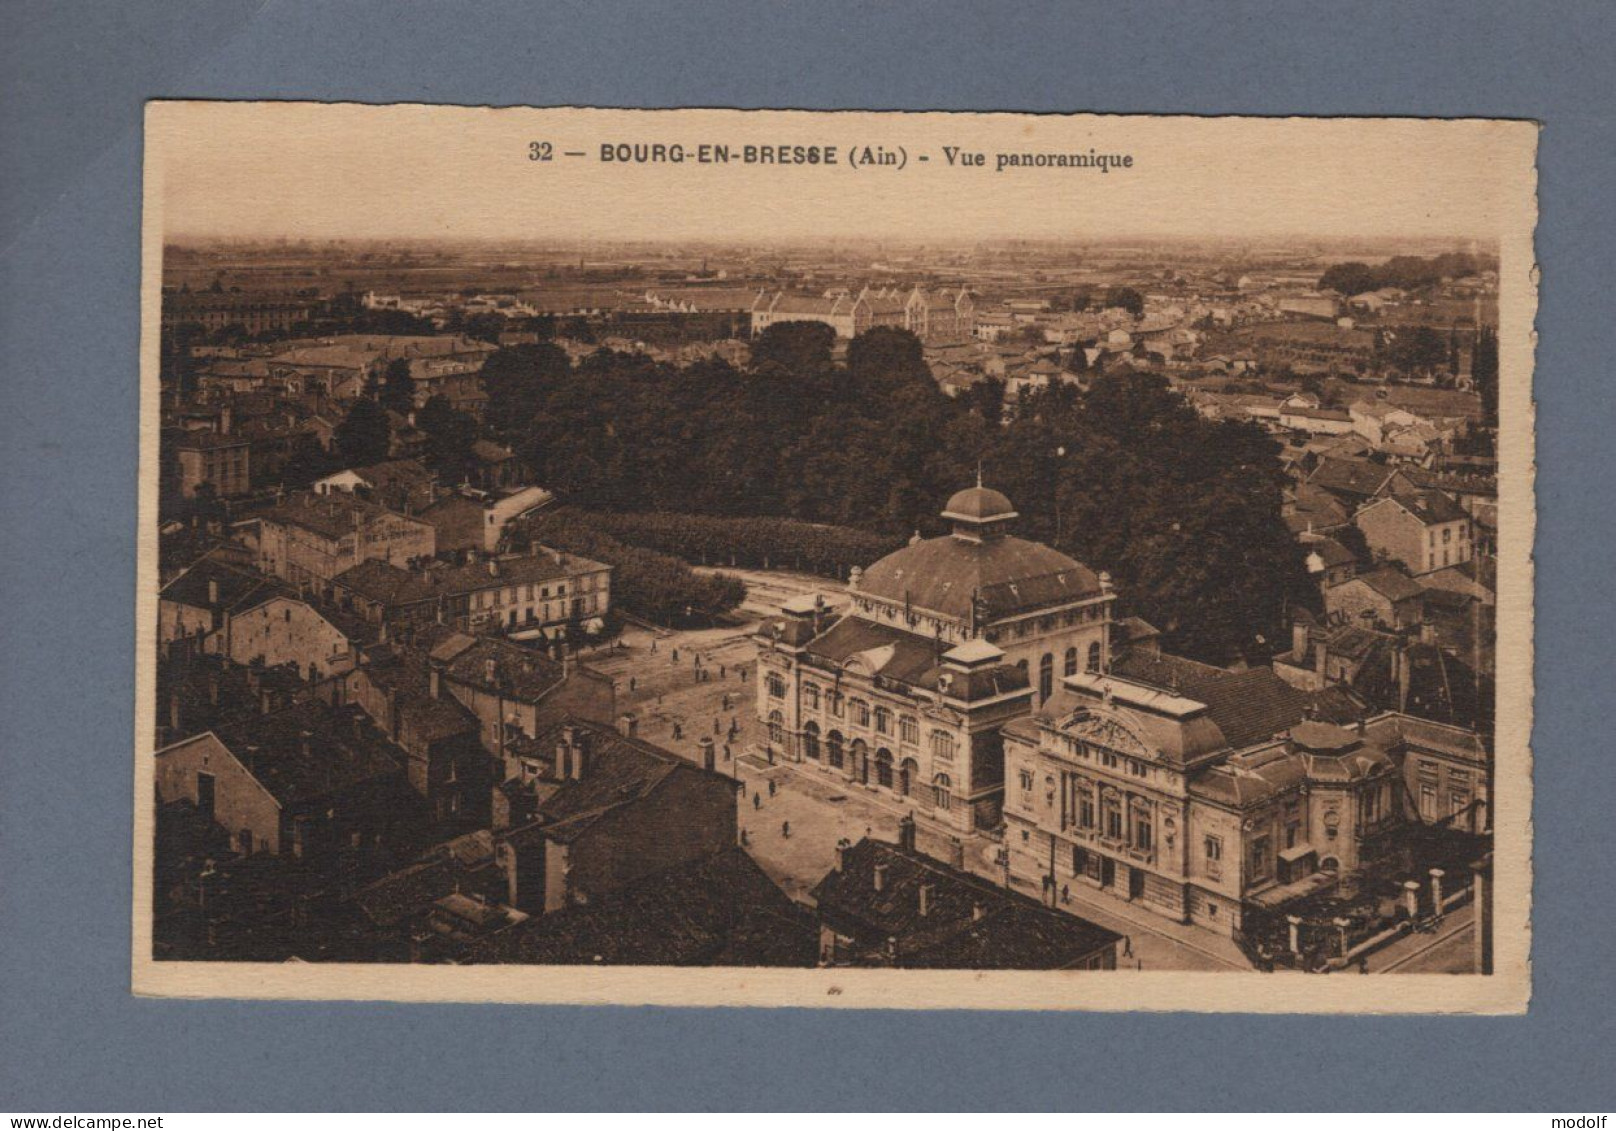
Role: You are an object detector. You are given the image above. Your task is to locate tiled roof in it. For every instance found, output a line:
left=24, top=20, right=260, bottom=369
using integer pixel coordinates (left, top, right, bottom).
left=810, top=839, right=1120, bottom=969
left=504, top=718, right=736, bottom=845
left=858, top=533, right=1098, bottom=622
left=466, top=848, right=815, bottom=967
left=799, top=616, right=1029, bottom=701
left=159, top=557, right=291, bottom=614
left=1110, top=651, right=1355, bottom=751
left=206, top=700, right=406, bottom=810
left=1355, top=566, right=1425, bottom=604
left=1308, top=457, right=1395, bottom=500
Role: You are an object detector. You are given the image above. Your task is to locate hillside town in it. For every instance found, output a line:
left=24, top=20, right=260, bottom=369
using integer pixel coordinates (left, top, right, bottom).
left=151, top=235, right=1498, bottom=974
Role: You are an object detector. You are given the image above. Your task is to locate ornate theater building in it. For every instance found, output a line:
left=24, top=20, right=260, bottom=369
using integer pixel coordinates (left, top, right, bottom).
left=754, top=485, right=1116, bottom=834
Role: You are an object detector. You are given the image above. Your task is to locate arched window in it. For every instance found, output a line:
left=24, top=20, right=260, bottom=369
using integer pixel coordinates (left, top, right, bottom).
left=1016, top=658, right=1029, bottom=677
left=1064, top=647, right=1079, bottom=677
left=899, top=758, right=918, bottom=797
left=803, top=721, right=821, bottom=760
left=875, top=748, right=894, bottom=789
left=1087, top=641, right=1103, bottom=673
left=850, top=739, right=869, bottom=784
left=1039, top=653, right=1054, bottom=703
left=827, top=730, right=845, bottom=769
left=767, top=710, right=784, bottom=746
left=933, top=773, right=953, bottom=811
left=803, top=683, right=820, bottom=710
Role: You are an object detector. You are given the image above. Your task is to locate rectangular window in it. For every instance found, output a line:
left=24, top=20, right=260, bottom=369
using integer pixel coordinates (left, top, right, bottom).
left=1205, top=834, right=1222, bottom=861
left=1079, top=792, right=1096, bottom=830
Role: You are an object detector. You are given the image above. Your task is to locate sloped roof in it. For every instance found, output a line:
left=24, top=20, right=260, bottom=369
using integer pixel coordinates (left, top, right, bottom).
left=466, top=848, right=815, bottom=967
left=810, top=838, right=1120, bottom=969
left=801, top=616, right=1029, bottom=701
left=207, top=700, right=405, bottom=810
left=1110, top=651, right=1356, bottom=751
left=1308, top=457, right=1395, bottom=500
left=858, top=534, right=1098, bottom=622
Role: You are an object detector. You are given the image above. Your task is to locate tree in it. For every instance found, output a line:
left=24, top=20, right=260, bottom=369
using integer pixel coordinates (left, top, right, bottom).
left=1102, top=286, right=1145, bottom=317
left=334, top=397, right=391, bottom=467
left=379, top=357, right=415, bottom=414
left=416, top=395, right=478, bottom=480
left=1471, top=325, right=1499, bottom=428
left=750, top=320, right=835, bottom=379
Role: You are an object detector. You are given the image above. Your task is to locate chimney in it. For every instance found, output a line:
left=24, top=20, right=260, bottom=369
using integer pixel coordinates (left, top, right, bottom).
left=834, top=838, right=850, bottom=872
left=568, top=727, right=587, bottom=780
left=207, top=675, right=219, bottom=706
left=972, top=902, right=986, bottom=922
left=616, top=712, right=638, bottom=738
left=259, top=687, right=274, bottom=715
left=1291, top=620, right=1308, bottom=659
left=169, top=693, right=182, bottom=735
left=488, top=557, right=499, bottom=577
left=428, top=664, right=441, bottom=700
left=918, top=883, right=933, bottom=918
left=1313, top=639, right=1328, bottom=677
left=897, top=814, right=917, bottom=853
left=1419, top=616, right=1437, bottom=645
left=949, top=837, right=966, bottom=870
left=873, top=861, right=889, bottom=893
left=299, top=729, right=312, bottom=759
left=554, top=740, right=570, bottom=781
left=484, top=657, right=498, bottom=686
left=208, top=579, right=220, bottom=606
left=698, top=736, right=716, bottom=772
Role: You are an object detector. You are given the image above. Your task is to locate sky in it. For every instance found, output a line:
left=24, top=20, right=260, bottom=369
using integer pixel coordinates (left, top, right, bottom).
left=149, top=103, right=1536, bottom=245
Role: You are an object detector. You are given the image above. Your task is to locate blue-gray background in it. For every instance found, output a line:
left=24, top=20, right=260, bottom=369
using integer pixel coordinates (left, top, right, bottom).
left=2, top=0, right=1612, bottom=1112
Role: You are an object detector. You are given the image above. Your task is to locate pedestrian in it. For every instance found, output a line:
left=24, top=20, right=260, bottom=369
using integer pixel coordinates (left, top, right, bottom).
left=740, top=829, right=749, bottom=847
left=753, top=793, right=761, bottom=810
left=629, top=676, right=636, bottom=692
left=1061, top=884, right=1070, bottom=904
left=722, top=744, right=730, bottom=761
left=650, top=639, right=657, bottom=654
left=768, top=779, right=777, bottom=797
left=720, top=664, right=726, bottom=679
left=781, top=820, right=790, bottom=839
left=672, top=648, right=679, bottom=662
left=673, top=722, right=683, bottom=741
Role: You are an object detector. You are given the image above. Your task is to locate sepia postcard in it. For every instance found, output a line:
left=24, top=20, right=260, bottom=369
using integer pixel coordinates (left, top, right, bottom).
left=134, top=102, right=1535, bottom=1012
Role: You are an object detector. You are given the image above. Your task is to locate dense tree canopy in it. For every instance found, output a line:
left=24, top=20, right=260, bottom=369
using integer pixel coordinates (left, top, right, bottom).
left=1319, top=252, right=1490, bottom=296
left=477, top=325, right=1310, bottom=663
left=334, top=396, right=392, bottom=467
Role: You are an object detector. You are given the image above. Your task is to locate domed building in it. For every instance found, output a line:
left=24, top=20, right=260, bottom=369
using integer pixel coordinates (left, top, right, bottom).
left=753, top=484, right=1116, bottom=835
left=848, top=483, right=1116, bottom=705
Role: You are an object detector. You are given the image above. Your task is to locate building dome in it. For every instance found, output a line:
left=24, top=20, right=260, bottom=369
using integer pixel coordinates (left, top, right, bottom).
left=941, top=485, right=1018, bottom=524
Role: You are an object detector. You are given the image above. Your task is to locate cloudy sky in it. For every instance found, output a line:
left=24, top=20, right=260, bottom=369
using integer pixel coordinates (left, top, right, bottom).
left=149, top=103, right=1534, bottom=245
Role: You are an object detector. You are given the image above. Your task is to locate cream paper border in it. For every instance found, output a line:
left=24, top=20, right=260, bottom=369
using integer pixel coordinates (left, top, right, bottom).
left=132, top=103, right=1536, bottom=1012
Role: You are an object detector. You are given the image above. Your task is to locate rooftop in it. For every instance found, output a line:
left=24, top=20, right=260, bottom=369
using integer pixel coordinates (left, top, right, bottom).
left=811, top=838, right=1121, bottom=969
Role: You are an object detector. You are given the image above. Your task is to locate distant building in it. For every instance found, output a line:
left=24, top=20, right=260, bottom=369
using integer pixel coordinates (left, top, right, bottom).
left=1325, top=565, right=1426, bottom=630
left=418, top=485, right=554, bottom=554
left=241, top=491, right=437, bottom=585
left=172, top=431, right=251, bottom=498
left=1355, top=490, right=1474, bottom=575
left=314, top=459, right=438, bottom=514
left=330, top=546, right=610, bottom=638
